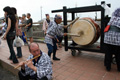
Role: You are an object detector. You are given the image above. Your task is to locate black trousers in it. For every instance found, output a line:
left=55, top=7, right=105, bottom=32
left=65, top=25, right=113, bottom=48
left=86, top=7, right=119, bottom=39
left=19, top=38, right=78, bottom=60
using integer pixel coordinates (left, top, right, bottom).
left=18, top=71, right=48, bottom=80
left=104, top=44, right=120, bottom=70
left=16, top=36, right=22, bottom=57
left=6, top=35, right=18, bottom=63
left=16, top=47, right=22, bottom=57
left=56, top=36, right=63, bottom=43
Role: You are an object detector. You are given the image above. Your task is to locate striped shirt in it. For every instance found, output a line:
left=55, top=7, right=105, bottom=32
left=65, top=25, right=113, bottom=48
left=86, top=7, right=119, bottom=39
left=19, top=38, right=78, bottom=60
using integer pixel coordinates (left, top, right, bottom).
left=22, top=52, right=52, bottom=80
left=104, top=30, right=120, bottom=46
left=104, top=7, right=120, bottom=46
left=44, top=21, right=63, bottom=46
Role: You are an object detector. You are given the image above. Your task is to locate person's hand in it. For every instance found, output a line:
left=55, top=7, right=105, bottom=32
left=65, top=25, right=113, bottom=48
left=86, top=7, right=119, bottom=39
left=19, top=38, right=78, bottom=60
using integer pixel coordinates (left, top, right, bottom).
left=70, top=24, right=72, bottom=27
left=44, top=31, right=46, bottom=35
left=25, top=26, right=27, bottom=29
left=56, top=38, right=59, bottom=42
left=19, top=61, right=25, bottom=66
left=19, top=24, right=23, bottom=27
left=64, top=33, right=67, bottom=36
left=64, top=25, right=67, bottom=29
left=16, top=28, right=22, bottom=36
left=3, top=33, right=7, bottom=40
left=0, top=27, right=2, bottom=30
left=16, top=29, right=19, bottom=36
left=25, top=60, right=37, bottom=72
left=25, top=25, right=27, bottom=29
left=25, top=60, right=34, bottom=69
left=18, top=61, right=25, bottom=69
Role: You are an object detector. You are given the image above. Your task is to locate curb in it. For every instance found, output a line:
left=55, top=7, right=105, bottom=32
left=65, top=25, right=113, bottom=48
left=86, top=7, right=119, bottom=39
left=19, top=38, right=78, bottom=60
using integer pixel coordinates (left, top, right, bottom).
left=0, top=59, right=19, bottom=77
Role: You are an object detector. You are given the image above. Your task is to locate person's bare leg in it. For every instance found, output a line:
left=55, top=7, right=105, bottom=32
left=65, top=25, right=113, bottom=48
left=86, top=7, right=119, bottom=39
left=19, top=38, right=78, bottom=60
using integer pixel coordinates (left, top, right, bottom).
left=30, top=37, right=33, bottom=43
left=56, top=43, right=59, bottom=49
left=59, top=43, right=62, bottom=48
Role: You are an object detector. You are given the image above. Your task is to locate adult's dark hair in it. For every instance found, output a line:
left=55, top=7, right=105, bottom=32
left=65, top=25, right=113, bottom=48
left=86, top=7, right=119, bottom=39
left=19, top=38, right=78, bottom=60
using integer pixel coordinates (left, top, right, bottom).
left=3, top=6, right=14, bottom=15
left=27, top=13, right=31, bottom=16
left=45, top=14, right=49, bottom=16
left=19, top=16, right=22, bottom=19
left=11, top=7, right=17, bottom=14
left=3, top=6, right=16, bottom=29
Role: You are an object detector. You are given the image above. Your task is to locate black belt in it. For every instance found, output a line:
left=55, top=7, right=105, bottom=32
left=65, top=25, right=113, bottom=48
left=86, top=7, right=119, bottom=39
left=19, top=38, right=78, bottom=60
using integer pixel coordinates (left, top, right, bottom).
left=109, top=25, right=120, bottom=32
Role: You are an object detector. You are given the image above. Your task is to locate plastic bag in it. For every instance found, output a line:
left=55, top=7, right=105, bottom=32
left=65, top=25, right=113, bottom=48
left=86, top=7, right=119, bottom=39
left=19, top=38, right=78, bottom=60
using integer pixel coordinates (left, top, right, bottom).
left=13, top=36, right=24, bottom=47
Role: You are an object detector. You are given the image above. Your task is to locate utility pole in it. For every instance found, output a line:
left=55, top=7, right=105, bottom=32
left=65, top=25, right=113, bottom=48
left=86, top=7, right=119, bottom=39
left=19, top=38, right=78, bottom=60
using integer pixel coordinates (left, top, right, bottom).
left=95, top=3, right=97, bottom=20
left=41, top=6, right=42, bottom=20
left=75, top=2, right=77, bottom=17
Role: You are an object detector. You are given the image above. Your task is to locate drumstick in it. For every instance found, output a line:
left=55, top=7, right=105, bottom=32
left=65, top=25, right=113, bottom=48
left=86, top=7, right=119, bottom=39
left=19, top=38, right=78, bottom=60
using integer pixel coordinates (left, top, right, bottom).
left=66, top=17, right=79, bottom=28
left=67, top=31, right=84, bottom=37
left=14, top=54, right=40, bottom=69
left=67, top=33, right=80, bottom=37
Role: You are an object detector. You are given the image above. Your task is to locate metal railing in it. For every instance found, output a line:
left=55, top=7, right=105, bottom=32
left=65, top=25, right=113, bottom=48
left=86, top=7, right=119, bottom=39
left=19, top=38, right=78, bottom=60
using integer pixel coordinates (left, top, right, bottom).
left=32, top=22, right=45, bottom=39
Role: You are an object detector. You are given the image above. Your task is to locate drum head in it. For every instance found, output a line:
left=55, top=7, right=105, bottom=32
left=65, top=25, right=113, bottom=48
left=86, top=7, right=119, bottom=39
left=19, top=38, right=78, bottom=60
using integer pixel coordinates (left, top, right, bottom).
left=70, top=19, right=96, bottom=45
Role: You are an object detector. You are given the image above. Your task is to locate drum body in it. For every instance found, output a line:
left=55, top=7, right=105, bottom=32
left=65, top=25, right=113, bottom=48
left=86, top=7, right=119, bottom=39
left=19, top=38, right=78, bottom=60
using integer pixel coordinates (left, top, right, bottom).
left=70, top=18, right=100, bottom=45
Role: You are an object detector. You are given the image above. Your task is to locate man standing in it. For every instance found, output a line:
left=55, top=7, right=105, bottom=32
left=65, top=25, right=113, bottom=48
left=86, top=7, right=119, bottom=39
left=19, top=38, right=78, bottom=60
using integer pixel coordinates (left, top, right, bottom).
left=18, top=42, right=52, bottom=80
left=20, top=14, right=28, bottom=45
left=44, top=14, right=67, bottom=61
left=42, top=14, right=51, bottom=35
left=25, top=13, right=33, bottom=43
left=104, top=8, right=120, bottom=71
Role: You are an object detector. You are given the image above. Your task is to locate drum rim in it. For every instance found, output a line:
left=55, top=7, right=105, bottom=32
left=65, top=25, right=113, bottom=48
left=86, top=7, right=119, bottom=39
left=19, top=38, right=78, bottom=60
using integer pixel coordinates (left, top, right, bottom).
left=71, top=18, right=100, bottom=46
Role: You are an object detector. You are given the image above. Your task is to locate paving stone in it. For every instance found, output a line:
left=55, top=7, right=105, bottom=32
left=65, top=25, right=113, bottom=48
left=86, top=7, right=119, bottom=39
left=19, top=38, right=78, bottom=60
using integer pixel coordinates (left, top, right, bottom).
left=0, top=39, right=119, bottom=80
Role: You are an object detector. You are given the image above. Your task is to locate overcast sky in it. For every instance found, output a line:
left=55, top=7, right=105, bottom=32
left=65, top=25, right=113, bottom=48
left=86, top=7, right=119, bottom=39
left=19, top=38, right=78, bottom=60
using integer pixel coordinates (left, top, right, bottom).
left=0, top=0, right=120, bottom=22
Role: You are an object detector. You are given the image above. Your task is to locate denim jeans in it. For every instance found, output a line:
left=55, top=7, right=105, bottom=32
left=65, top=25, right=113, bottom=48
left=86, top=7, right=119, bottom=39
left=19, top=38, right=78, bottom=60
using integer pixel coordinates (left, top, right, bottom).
left=46, top=39, right=57, bottom=58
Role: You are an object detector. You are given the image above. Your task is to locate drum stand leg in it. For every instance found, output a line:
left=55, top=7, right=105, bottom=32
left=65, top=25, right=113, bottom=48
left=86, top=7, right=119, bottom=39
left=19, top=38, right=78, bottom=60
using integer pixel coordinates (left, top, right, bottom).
left=78, top=50, right=82, bottom=54
left=71, top=41, right=78, bottom=46
left=71, top=49, right=76, bottom=56
left=112, top=55, right=116, bottom=64
left=71, top=49, right=82, bottom=56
